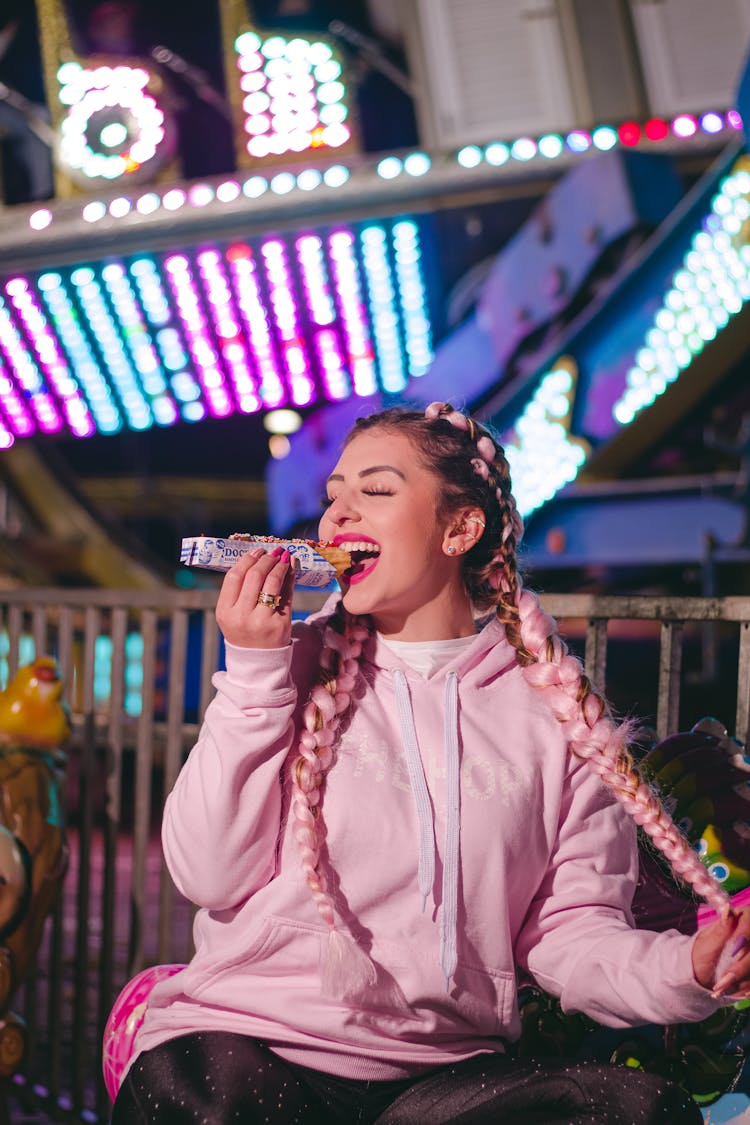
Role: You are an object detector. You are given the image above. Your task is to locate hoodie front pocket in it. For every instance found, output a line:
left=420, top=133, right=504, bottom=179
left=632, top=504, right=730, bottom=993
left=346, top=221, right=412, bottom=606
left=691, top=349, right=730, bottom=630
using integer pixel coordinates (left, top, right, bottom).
left=190, top=914, right=326, bottom=1000
left=454, top=960, right=517, bottom=1034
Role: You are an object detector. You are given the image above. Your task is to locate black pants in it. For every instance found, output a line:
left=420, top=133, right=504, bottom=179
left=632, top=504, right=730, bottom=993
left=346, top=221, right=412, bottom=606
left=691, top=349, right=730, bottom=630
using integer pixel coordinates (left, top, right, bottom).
left=111, top=1031, right=702, bottom=1124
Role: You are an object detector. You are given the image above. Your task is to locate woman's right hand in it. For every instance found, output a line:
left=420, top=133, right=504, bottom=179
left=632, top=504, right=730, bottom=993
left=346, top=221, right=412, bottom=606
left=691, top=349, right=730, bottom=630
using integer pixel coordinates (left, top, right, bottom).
left=215, top=547, right=296, bottom=649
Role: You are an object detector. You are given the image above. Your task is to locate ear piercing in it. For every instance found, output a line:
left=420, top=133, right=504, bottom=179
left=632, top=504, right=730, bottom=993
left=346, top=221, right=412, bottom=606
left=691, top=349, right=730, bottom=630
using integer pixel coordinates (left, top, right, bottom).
left=447, top=546, right=457, bottom=555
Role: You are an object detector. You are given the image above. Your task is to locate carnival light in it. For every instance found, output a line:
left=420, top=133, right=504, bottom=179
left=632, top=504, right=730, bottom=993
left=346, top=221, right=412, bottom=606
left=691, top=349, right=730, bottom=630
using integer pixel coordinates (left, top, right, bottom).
left=216, top=180, right=241, bottom=203
left=360, top=225, right=406, bottom=393
left=243, top=175, right=268, bottom=198
left=592, top=126, right=618, bottom=151
left=296, top=168, right=323, bottom=191
left=511, top=137, right=537, bottom=161
left=227, top=243, right=287, bottom=408
left=328, top=230, right=377, bottom=397
left=264, top=409, right=302, bottom=434
left=296, top=234, right=349, bottom=400
left=29, top=209, right=53, bottom=231
left=612, top=157, right=750, bottom=428
left=0, top=219, right=432, bottom=439
left=377, top=156, right=402, bottom=179
left=233, top=31, right=353, bottom=162
left=56, top=61, right=172, bottom=185
left=322, top=164, right=349, bottom=187
left=503, top=359, right=589, bottom=518
left=262, top=239, right=315, bottom=406
left=457, top=145, right=482, bottom=169
left=672, top=114, right=698, bottom=138
left=392, top=221, right=432, bottom=378
left=403, top=152, right=431, bottom=176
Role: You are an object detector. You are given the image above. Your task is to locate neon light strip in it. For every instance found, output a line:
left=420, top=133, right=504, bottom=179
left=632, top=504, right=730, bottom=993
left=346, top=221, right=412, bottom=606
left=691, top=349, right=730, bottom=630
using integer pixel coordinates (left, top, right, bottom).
left=295, top=234, right=349, bottom=400
left=4, top=279, right=94, bottom=436
left=0, top=305, right=37, bottom=437
left=37, top=274, right=122, bottom=433
left=163, top=255, right=232, bottom=418
left=327, top=230, right=376, bottom=396
left=392, top=221, right=432, bottom=378
left=360, top=225, right=406, bottom=393
left=261, top=239, right=315, bottom=406
left=196, top=250, right=260, bottom=414
left=612, top=161, right=750, bottom=426
left=226, top=245, right=287, bottom=408
left=69, top=267, right=153, bottom=430
left=0, top=298, right=55, bottom=436
left=127, top=258, right=202, bottom=418
left=101, top=263, right=178, bottom=427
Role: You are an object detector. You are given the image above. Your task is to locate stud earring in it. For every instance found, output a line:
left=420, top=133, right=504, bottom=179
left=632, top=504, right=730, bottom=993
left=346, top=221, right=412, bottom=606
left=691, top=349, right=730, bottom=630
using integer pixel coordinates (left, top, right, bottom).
left=447, top=545, right=457, bottom=555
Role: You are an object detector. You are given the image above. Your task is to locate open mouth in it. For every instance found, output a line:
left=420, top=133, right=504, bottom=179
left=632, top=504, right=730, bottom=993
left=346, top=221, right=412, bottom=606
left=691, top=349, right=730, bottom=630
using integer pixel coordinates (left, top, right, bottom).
left=339, top=539, right=381, bottom=584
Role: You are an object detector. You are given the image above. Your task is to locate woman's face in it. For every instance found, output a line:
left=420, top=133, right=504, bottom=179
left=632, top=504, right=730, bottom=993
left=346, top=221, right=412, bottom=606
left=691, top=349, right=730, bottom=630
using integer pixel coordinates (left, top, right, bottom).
left=318, top=429, right=466, bottom=635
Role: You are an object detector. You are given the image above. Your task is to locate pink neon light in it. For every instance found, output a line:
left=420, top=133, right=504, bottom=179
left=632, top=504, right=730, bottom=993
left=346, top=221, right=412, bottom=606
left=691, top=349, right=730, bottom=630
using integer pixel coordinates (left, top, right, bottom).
left=196, top=250, right=260, bottom=414
left=226, top=244, right=287, bottom=408
left=672, top=114, right=698, bottom=138
left=163, top=255, right=234, bottom=418
left=0, top=364, right=35, bottom=437
left=1, top=283, right=92, bottom=436
left=261, top=239, right=314, bottom=406
left=327, top=231, right=377, bottom=396
left=295, top=234, right=349, bottom=400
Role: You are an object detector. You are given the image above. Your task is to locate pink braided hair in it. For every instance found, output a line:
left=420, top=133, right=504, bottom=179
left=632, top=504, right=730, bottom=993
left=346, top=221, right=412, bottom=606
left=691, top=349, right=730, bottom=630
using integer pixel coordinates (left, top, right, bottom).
left=289, top=601, right=378, bottom=996
left=423, top=401, right=730, bottom=917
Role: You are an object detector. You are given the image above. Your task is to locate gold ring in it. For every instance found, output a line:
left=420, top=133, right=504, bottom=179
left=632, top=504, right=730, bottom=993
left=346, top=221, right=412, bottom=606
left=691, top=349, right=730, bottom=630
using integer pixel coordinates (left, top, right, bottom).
left=257, top=591, right=282, bottom=608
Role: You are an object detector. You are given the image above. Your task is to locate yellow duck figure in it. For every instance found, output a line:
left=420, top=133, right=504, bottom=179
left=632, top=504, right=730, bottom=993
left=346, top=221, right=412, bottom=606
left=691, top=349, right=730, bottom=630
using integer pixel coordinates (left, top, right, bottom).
left=0, top=657, right=70, bottom=1101
left=0, top=656, right=71, bottom=750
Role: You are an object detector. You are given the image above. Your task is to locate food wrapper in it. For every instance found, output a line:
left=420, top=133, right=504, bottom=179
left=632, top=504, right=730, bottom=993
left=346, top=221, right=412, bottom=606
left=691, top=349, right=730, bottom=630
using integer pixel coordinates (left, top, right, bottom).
left=180, top=535, right=347, bottom=588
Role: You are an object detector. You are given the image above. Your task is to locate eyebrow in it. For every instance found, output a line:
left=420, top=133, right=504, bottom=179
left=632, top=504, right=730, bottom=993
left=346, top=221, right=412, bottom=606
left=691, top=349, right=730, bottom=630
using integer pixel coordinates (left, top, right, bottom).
left=326, top=465, right=406, bottom=483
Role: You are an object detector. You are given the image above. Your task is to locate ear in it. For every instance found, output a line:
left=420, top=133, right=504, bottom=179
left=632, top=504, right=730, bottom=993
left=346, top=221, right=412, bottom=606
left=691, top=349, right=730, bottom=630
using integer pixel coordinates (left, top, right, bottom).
left=442, top=508, right=486, bottom=557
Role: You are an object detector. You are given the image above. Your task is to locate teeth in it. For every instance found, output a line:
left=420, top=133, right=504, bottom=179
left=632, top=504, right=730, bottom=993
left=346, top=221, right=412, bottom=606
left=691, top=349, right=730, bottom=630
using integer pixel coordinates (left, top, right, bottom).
left=346, top=541, right=380, bottom=554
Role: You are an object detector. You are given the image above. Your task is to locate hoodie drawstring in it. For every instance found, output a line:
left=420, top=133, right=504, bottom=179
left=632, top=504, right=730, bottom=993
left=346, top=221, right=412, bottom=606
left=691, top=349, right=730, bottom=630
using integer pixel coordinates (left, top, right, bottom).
left=442, top=671, right=460, bottom=988
left=393, top=670, right=435, bottom=908
left=392, top=669, right=461, bottom=990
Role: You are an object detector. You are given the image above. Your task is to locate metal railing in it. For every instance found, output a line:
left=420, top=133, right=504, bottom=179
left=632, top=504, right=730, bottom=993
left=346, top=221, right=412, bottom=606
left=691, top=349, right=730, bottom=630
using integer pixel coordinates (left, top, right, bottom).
left=5, top=585, right=750, bottom=1122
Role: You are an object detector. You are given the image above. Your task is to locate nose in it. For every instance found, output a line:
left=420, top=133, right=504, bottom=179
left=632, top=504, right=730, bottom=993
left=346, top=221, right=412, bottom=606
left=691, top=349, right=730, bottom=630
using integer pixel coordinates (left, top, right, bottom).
left=324, top=492, right=360, bottom=527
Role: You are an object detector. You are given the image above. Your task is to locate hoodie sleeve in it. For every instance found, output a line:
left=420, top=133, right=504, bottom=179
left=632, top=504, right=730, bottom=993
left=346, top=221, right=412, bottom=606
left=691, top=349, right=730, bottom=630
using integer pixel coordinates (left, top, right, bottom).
left=514, top=758, right=721, bottom=1027
left=161, top=619, right=323, bottom=911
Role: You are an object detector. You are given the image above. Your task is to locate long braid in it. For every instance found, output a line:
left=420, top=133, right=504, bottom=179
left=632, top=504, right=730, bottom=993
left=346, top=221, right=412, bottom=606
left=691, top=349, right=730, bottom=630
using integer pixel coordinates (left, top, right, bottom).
left=423, top=402, right=731, bottom=919
left=289, top=601, right=377, bottom=995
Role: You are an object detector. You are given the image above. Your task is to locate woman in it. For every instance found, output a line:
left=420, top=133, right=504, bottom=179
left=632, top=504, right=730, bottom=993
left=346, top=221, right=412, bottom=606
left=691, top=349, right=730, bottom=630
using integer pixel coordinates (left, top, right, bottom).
left=112, top=403, right=750, bottom=1124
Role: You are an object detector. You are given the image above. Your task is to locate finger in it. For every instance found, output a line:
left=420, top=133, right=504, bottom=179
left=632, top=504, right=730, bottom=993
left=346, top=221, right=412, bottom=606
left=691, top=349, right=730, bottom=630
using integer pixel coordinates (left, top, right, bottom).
left=255, top=549, right=292, bottom=600
left=234, top=548, right=288, bottom=608
left=217, top=548, right=266, bottom=611
left=276, top=555, right=297, bottom=612
left=249, top=551, right=298, bottom=619
left=712, top=944, right=750, bottom=996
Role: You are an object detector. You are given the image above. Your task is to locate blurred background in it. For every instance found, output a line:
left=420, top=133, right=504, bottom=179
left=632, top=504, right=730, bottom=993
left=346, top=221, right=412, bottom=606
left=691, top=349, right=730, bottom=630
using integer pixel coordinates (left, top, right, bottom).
left=0, top=0, right=748, bottom=601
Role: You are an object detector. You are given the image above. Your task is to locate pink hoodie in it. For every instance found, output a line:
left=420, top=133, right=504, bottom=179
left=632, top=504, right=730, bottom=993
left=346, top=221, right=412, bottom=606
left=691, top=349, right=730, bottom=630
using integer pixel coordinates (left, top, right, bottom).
left=135, top=597, right=720, bottom=1080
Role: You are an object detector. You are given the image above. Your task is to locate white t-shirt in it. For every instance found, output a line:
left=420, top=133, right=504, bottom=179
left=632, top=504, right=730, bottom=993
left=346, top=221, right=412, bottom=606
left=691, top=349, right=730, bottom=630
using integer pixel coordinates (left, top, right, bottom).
left=377, top=633, right=476, bottom=679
